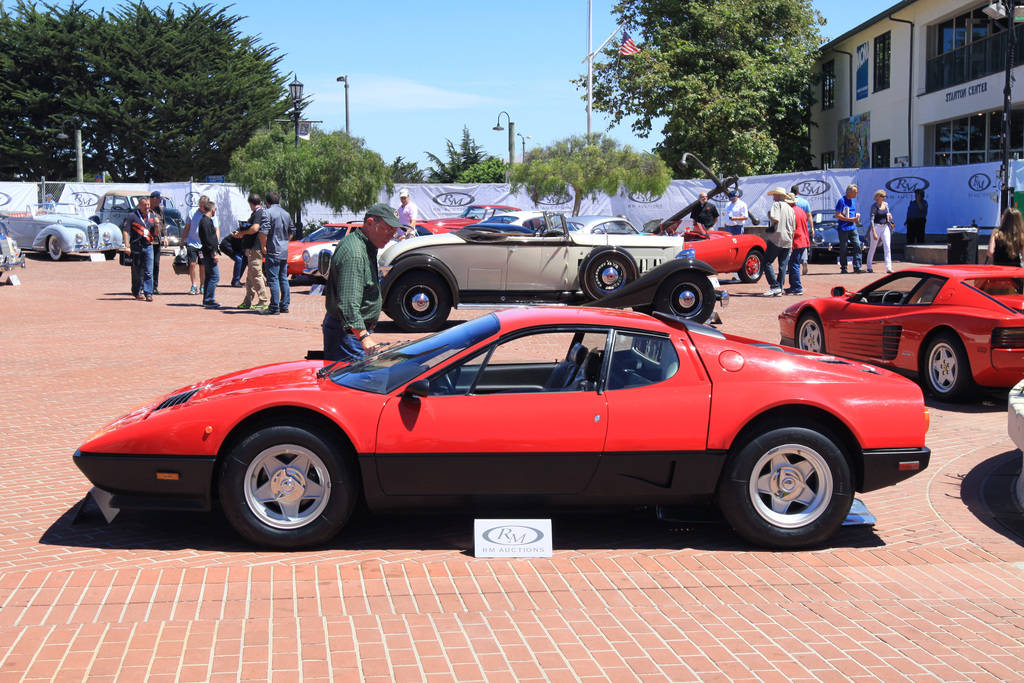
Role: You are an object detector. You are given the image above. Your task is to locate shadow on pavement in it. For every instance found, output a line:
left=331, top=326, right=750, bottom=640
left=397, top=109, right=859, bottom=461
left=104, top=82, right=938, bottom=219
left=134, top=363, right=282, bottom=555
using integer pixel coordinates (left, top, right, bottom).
left=962, top=450, right=1024, bottom=546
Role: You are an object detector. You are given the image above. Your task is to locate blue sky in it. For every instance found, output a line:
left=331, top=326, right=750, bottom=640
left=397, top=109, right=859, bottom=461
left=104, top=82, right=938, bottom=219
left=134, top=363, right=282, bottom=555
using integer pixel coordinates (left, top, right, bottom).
left=59, top=0, right=896, bottom=171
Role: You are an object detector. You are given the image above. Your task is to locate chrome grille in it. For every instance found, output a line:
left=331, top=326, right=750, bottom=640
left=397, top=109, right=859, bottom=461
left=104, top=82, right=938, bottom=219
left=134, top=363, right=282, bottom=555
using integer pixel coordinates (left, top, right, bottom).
left=86, top=224, right=100, bottom=249
left=154, top=388, right=199, bottom=412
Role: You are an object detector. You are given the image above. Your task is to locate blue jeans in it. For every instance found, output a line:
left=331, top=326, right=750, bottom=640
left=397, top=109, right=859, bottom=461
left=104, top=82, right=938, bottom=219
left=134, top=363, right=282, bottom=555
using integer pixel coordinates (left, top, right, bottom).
left=786, top=247, right=806, bottom=291
left=265, top=256, right=289, bottom=312
left=322, top=314, right=365, bottom=362
left=231, top=250, right=246, bottom=284
left=763, top=243, right=790, bottom=290
left=838, top=229, right=862, bottom=270
left=130, top=245, right=154, bottom=297
left=202, top=252, right=220, bottom=304
left=722, top=225, right=744, bottom=236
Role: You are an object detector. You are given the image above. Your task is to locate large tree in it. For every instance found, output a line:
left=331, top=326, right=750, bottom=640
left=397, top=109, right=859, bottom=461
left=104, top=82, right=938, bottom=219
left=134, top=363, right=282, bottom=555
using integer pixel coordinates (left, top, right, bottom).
left=583, top=0, right=824, bottom=177
left=511, top=133, right=671, bottom=216
left=229, top=125, right=393, bottom=226
left=0, top=1, right=288, bottom=181
left=425, top=126, right=504, bottom=183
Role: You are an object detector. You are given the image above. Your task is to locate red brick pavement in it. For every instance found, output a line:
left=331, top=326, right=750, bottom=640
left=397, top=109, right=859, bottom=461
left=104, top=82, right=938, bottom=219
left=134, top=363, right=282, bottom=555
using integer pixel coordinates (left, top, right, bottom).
left=1, top=254, right=1023, bottom=682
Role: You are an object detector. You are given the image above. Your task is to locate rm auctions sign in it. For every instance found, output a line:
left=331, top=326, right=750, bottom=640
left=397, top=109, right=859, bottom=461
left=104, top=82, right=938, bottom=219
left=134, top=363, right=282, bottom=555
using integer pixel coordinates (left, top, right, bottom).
left=474, top=519, right=553, bottom=558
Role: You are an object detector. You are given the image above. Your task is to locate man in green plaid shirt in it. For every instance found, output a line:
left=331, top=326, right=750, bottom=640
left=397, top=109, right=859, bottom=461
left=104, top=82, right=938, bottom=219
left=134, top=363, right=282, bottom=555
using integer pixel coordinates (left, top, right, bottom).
left=323, top=203, right=403, bottom=361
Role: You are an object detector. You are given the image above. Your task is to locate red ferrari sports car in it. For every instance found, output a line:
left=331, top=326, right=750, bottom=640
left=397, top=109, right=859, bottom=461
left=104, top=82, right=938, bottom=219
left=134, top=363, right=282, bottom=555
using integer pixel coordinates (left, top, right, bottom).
left=74, top=307, right=929, bottom=550
left=417, top=205, right=519, bottom=234
left=779, top=265, right=1024, bottom=401
left=287, top=222, right=360, bottom=277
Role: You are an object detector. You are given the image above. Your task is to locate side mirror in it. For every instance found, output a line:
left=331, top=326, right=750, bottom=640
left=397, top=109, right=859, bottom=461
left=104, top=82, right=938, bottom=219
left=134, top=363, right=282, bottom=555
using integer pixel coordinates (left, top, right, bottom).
left=403, top=379, right=429, bottom=399
left=831, top=286, right=846, bottom=297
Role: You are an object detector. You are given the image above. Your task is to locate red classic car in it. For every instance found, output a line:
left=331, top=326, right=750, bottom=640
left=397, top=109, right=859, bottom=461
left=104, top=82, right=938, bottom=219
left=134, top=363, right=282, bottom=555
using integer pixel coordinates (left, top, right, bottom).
left=417, top=205, right=519, bottom=234
left=779, top=265, right=1024, bottom=401
left=74, top=307, right=929, bottom=550
left=288, top=222, right=360, bottom=277
left=665, top=222, right=766, bottom=283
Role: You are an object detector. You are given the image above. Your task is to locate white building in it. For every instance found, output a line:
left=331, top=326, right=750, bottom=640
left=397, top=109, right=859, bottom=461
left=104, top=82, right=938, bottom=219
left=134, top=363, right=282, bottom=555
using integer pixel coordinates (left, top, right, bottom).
left=812, top=0, right=1024, bottom=170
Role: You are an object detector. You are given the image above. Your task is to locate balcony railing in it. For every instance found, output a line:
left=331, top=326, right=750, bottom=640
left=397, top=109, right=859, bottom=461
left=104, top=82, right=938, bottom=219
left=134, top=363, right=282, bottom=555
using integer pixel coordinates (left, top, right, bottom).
left=926, top=26, right=1024, bottom=93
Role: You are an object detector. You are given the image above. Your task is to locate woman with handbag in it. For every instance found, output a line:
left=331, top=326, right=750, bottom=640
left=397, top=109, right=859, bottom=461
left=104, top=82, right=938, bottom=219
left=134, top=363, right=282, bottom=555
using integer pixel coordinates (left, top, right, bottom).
left=867, top=189, right=894, bottom=274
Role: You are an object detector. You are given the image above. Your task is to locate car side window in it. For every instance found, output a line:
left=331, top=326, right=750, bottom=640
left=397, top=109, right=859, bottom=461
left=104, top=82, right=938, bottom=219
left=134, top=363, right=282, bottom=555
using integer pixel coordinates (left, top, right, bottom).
left=906, top=277, right=944, bottom=305
left=606, top=332, right=678, bottom=390
left=859, top=274, right=929, bottom=306
left=606, top=221, right=637, bottom=235
left=428, top=330, right=608, bottom=396
left=111, top=197, right=130, bottom=211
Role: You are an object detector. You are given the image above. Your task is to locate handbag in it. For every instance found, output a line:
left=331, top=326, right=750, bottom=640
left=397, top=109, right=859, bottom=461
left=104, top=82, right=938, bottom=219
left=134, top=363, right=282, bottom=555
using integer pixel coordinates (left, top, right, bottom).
left=119, top=251, right=132, bottom=267
left=219, top=235, right=235, bottom=258
left=172, top=247, right=189, bottom=275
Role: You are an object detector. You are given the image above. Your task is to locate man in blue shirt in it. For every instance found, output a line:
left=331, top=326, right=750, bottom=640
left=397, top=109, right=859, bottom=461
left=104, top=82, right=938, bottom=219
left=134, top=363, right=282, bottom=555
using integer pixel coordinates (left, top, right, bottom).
left=835, top=184, right=863, bottom=274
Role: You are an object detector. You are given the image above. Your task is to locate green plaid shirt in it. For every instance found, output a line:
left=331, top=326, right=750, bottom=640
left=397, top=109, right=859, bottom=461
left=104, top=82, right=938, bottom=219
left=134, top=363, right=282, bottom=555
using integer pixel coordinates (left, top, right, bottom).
left=325, top=229, right=380, bottom=331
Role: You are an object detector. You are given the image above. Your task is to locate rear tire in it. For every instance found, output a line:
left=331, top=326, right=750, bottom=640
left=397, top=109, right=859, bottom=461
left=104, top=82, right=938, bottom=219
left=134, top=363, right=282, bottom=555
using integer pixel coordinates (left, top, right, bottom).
left=219, top=424, right=357, bottom=549
left=719, top=426, right=853, bottom=549
left=652, top=272, right=715, bottom=323
left=921, top=332, right=974, bottom=401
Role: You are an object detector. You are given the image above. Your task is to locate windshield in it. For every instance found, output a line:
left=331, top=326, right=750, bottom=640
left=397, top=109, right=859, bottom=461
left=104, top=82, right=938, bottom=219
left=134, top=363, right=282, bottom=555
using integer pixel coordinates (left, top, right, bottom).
left=305, top=225, right=351, bottom=242
left=330, top=314, right=501, bottom=393
left=461, top=207, right=487, bottom=220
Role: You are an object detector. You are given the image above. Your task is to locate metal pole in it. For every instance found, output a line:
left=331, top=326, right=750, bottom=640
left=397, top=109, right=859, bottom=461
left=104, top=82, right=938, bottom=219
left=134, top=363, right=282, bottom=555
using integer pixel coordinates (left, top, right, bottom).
left=74, top=127, right=83, bottom=183
left=508, top=121, right=516, bottom=177
left=587, top=0, right=592, bottom=137
left=1003, top=0, right=1017, bottom=211
left=294, top=106, right=300, bottom=148
left=345, top=79, right=350, bottom=135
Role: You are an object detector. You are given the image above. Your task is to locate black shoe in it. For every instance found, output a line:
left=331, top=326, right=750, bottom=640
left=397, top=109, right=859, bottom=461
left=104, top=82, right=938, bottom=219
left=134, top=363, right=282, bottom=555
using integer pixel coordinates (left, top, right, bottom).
left=280, top=308, right=289, bottom=313
left=152, top=288, right=160, bottom=295
left=853, top=268, right=863, bottom=274
left=260, top=308, right=280, bottom=315
left=840, top=269, right=848, bottom=274
left=203, top=301, right=221, bottom=308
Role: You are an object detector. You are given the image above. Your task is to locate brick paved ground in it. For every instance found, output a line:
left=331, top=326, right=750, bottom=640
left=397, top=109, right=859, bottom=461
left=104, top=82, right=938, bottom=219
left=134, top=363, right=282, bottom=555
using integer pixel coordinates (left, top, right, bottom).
left=1, top=252, right=1023, bottom=682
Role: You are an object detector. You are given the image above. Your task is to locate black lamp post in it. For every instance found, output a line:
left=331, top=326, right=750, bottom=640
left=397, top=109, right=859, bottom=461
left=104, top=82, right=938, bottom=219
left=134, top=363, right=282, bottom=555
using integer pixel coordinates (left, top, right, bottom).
left=56, top=120, right=84, bottom=183
left=289, top=76, right=304, bottom=148
left=493, top=111, right=515, bottom=182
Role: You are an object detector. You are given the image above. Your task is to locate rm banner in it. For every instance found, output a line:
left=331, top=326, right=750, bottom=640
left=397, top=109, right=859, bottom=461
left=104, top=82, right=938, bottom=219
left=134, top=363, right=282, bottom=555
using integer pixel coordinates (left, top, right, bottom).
left=0, top=183, right=42, bottom=212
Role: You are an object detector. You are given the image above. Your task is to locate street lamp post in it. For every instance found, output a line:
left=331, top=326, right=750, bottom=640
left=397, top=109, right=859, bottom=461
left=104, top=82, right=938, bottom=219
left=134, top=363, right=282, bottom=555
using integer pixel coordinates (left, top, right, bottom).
left=289, top=75, right=304, bottom=148
left=56, top=120, right=84, bottom=183
left=1003, top=0, right=1018, bottom=211
left=336, top=75, right=350, bottom=135
left=493, top=111, right=515, bottom=182
left=517, top=132, right=532, bottom=161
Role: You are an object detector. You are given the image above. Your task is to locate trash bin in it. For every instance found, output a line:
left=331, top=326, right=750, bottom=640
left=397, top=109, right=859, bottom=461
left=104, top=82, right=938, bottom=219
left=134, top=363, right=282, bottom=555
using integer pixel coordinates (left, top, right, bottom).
left=947, top=226, right=978, bottom=264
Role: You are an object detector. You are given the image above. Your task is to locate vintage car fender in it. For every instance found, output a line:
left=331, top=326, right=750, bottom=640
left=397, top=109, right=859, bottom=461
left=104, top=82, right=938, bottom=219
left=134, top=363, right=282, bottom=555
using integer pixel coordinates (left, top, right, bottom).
left=583, top=256, right=719, bottom=312
left=380, top=254, right=461, bottom=308
left=31, top=224, right=83, bottom=251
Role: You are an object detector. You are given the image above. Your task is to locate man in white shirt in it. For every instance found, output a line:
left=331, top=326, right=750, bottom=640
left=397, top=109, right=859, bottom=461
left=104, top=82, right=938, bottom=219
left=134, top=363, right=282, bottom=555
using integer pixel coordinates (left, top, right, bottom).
left=397, top=189, right=418, bottom=238
left=723, top=191, right=748, bottom=235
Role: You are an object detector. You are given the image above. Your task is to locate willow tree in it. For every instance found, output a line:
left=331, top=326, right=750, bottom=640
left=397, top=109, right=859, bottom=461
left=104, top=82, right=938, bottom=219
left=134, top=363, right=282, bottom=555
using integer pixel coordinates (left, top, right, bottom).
left=511, top=134, right=671, bottom=216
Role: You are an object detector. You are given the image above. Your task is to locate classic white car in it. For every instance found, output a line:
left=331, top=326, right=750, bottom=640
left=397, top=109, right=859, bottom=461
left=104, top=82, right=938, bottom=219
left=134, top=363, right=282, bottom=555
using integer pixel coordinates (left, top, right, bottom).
left=0, top=203, right=123, bottom=260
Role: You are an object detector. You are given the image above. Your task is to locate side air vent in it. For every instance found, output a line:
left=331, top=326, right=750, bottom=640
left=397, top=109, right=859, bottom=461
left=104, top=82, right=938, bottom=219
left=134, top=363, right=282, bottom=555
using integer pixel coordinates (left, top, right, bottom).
left=154, top=388, right=198, bottom=412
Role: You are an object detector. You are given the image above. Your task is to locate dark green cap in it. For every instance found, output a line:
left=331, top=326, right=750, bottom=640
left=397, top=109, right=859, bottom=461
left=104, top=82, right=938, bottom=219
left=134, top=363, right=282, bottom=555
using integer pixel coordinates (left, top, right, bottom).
left=365, top=203, right=403, bottom=229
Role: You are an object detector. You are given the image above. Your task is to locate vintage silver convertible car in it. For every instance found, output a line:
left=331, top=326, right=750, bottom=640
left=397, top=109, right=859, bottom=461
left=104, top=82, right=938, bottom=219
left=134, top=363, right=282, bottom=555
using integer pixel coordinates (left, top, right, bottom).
left=320, top=212, right=725, bottom=332
left=0, top=203, right=123, bottom=260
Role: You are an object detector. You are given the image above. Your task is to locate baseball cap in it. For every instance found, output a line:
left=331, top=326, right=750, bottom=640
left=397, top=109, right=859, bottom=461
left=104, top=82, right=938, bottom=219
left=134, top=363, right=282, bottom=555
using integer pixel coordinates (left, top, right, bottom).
left=150, top=190, right=162, bottom=199
left=727, top=191, right=737, bottom=199
left=398, top=189, right=409, bottom=198
left=364, top=203, right=403, bottom=229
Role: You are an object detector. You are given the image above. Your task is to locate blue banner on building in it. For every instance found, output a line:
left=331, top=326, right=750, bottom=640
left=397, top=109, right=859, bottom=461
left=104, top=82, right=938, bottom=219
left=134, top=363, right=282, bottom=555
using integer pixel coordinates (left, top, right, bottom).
left=856, top=42, right=869, bottom=100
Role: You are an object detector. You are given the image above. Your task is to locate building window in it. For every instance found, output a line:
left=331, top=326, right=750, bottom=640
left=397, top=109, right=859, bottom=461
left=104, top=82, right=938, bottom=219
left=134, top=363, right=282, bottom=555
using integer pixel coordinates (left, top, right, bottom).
left=871, top=140, right=891, bottom=168
left=874, top=32, right=891, bottom=92
left=933, top=112, right=1024, bottom=165
left=821, top=151, right=835, bottom=169
left=822, top=59, right=835, bottom=111
left=927, top=9, right=1023, bottom=92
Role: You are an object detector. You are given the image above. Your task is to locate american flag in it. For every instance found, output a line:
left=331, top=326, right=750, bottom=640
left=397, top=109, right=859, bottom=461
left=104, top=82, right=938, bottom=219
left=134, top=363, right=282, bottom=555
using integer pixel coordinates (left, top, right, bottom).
left=618, top=32, right=641, bottom=56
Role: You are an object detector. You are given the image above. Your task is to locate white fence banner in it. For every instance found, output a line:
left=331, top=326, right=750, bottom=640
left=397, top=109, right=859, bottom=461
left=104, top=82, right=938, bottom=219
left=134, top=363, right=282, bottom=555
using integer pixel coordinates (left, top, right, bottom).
left=0, top=182, right=42, bottom=213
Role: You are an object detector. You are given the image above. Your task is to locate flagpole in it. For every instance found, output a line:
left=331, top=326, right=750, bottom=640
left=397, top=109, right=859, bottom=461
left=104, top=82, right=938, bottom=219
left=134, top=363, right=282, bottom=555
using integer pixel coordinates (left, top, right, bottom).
left=587, top=0, right=592, bottom=138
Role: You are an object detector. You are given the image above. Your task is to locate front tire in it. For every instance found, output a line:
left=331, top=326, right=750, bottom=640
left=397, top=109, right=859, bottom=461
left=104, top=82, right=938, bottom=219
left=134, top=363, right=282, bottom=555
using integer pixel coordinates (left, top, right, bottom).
left=719, top=426, right=853, bottom=549
left=652, top=272, right=715, bottom=323
left=580, top=251, right=636, bottom=299
left=922, top=332, right=973, bottom=401
left=796, top=311, right=825, bottom=354
left=386, top=271, right=453, bottom=332
left=47, top=236, right=65, bottom=260
left=737, top=248, right=764, bottom=283
left=219, top=424, right=357, bottom=549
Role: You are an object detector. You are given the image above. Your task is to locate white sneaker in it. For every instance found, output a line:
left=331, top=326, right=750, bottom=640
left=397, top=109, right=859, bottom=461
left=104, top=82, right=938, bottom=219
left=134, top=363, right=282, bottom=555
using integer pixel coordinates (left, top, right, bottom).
left=763, top=288, right=781, bottom=297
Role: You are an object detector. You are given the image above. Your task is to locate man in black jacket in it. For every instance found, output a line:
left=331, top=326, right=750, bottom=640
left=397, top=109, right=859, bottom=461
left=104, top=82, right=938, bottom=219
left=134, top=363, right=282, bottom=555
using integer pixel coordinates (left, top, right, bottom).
left=199, top=201, right=221, bottom=309
left=690, top=191, right=719, bottom=231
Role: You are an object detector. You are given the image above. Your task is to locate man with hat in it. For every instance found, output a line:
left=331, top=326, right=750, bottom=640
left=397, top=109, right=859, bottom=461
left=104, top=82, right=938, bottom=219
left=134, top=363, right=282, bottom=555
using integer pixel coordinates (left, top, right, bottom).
left=397, top=188, right=419, bottom=237
left=763, top=187, right=795, bottom=296
left=322, top=203, right=403, bottom=361
left=723, top=190, right=748, bottom=236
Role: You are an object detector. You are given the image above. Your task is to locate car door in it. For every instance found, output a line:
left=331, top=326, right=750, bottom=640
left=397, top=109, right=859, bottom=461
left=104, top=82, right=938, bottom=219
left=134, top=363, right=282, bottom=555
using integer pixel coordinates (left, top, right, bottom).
left=829, top=274, right=933, bottom=363
left=505, top=229, right=572, bottom=290
left=373, top=329, right=610, bottom=496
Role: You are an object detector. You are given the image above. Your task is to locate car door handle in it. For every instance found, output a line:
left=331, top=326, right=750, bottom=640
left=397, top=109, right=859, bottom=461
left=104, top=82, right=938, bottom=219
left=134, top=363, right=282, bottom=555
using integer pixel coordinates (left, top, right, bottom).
left=509, top=247, right=519, bottom=252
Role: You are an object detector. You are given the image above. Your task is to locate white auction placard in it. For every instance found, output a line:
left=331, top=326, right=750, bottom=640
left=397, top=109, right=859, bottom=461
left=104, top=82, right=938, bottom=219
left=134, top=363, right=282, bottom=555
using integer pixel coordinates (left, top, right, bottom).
left=474, top=519, right=553, bottom=558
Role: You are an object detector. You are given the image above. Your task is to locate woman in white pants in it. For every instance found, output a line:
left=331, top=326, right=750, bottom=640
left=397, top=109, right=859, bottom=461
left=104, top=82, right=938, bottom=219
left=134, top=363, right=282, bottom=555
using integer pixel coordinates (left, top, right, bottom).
left=867, top=189, right=893, bottom=274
